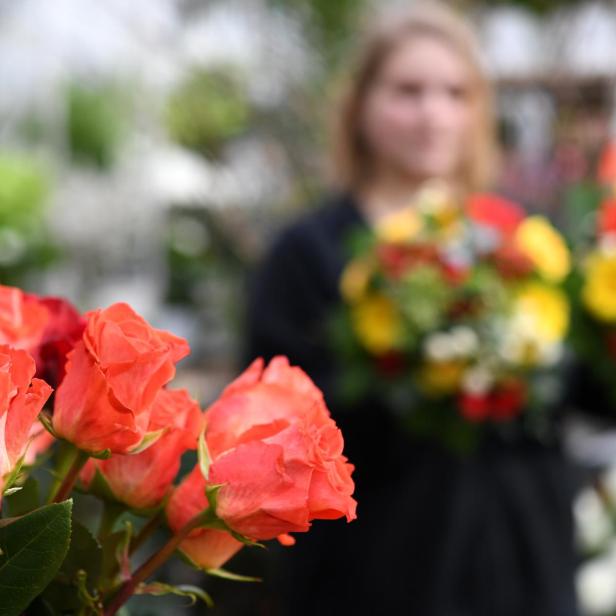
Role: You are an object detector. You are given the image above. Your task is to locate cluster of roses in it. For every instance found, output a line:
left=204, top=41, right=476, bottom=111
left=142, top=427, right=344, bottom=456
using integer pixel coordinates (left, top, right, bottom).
left=339, top=185, right=570, bottom=430
left=0, top=285, right=356, bottom=614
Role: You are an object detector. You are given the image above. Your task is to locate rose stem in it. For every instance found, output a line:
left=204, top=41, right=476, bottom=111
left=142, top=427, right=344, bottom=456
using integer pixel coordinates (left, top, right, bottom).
left=52, top=449, right=89, bottom=503
left=103, top=513, right=204, bottom=616
left=98, top=502, right=124, bottom=542
left=129, top=511, right=164, bottom=556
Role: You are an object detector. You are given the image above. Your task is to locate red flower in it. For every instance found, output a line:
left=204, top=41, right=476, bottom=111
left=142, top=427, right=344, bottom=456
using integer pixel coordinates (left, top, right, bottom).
left=490, top=382, right=526, bottom=420
left=466, top=193, right=525, bottom=237
left=166, top=357, right=356, bottom=568
left=375, top=351, right=406, bottom=377
left=53, top=303, right=190, bottom=454
left=459, top=382, right=526, bottom=422
left=459, top=393, right=490, bottom=421
left=490, top=243, right=535, bottom=279
left=598, top=197, right=616, bottom=237
left=26, top=295, right=85, bottom=389
left=376, top=243, right=439, bottom=279
left=82, top=388, right=202, bottom=510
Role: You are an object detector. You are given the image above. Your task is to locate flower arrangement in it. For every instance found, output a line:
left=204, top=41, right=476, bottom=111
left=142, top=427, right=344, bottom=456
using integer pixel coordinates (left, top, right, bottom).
left=0, top=285, right=356, bottom=615
left=335, top=185, right=571, bottom=451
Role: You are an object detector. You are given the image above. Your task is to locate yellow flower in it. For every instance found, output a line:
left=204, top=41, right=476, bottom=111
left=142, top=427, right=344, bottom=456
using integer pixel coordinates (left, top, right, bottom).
left=417, top=360, right=466, bottom=396
left=514, top=282, right=570, bottom=343
left=582, top=252, right=616, bottom=322
left=340, top=258, right=373, bottom=303
left=375, top=207, right=422, bottom=244
left=351, top=294, right=402, bottom=354
left=514, top=216, right=570, bottom=282
left=500, top=282, right=569, bottom=366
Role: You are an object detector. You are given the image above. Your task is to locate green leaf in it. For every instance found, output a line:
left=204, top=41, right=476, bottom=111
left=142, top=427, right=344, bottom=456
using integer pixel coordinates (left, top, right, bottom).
left=136, top=581, right=214, bottom=607
left=38, top=411, right=58, bottom=439
left=39, top=521, right=103, bottom=613
left=0, top=500, right=72, bottom=616
left=126, top=428, right=165, bottom=455
left=205, top=567, right=261, bottom=583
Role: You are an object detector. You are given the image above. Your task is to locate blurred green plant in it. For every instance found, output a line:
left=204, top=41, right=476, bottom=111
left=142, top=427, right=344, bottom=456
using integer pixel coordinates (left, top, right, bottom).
left=481, top=0, right=582, bottom=14
left=0, top=153, right=58, bottom=284
left=271, top=0, right=365, bottom=65
left=165, top=68, right=250, bottom=159
left=67, top=82, right=127, bottom=169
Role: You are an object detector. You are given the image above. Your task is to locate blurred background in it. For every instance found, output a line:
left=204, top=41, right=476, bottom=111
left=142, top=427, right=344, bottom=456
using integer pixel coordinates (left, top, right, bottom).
left=1, top=0, right=616, bottom=613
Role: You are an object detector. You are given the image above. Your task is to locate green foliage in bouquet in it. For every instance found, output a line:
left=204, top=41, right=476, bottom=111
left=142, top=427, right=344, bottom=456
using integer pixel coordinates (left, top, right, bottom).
left=165, top=68, right=250, bottom=159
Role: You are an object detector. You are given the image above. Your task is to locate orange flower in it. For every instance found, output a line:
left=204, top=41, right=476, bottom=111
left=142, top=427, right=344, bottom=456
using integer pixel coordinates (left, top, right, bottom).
left=0, top=346, right=53, bottom=499
left=53, top=303, right=190, bottom=455
left=81, top=388, right=202, bottom=510
left=166, top=357, right=356, bottom=568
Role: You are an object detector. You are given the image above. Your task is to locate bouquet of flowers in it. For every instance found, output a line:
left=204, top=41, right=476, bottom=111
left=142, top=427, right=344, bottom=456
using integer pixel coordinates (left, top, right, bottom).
left=334, top=184, right=571, bottom=451
left=0, top=285, right=356, bottom=615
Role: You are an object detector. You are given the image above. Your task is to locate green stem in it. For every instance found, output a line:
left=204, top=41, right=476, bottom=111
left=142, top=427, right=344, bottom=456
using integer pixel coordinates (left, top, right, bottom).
left=129, top=511, right=164, bottom=556
left=98, top=502, right=124, bottom=542
left=52, top=449, right=89, bottom=503
left=103, top=513, right=205, bottom=616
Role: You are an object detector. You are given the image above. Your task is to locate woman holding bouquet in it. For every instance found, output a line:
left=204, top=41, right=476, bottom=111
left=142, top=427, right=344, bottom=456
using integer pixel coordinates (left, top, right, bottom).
left=246, top=3, right=577, bottom=615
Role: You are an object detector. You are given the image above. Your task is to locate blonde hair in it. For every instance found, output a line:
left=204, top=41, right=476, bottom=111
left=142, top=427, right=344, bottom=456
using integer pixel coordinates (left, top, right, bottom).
left=329, top=2, right=498, bottom=194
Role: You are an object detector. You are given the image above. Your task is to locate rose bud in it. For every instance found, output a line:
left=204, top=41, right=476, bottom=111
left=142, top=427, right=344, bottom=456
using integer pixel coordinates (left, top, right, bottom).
left=53, top=303, right=190, bottom=455
left=165, top=357, right=356, bottom=569
left=0, top=346, right=53, bottom=500
left=81, top=388, right=202, bottom=510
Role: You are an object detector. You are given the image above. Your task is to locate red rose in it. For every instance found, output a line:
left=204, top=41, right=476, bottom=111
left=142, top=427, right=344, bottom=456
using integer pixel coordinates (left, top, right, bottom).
left=166, top=357, right=356, bottom=568
left=0, top=346, right=53, bottom=500
left=26, top=295, right=85, bottom=388
left=82, top=388, right=202, bottom=510
left=53, top=303, right=190, bottom=454
left=466, top=193, right=525, bottom=237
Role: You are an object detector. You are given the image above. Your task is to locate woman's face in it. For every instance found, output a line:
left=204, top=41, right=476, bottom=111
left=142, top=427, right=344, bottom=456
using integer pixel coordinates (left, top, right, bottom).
left=361, top=34, right=474, bottom=183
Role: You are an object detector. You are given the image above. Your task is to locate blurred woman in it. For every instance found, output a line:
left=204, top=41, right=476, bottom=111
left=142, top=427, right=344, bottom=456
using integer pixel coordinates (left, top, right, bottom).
left=245, top=4, right=577, bottom=615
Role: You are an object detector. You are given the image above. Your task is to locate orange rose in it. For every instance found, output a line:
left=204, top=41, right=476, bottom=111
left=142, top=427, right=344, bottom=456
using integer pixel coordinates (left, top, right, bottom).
left=53, top=303, right=190, bottom=454
left=166, top=357, right=356, bottom=568
left=81, top=388, right=202, bottom=509
left=0, top=345, right=53, bottom=499
left=0, top=285, right=49, bottom=351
